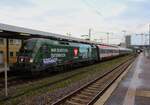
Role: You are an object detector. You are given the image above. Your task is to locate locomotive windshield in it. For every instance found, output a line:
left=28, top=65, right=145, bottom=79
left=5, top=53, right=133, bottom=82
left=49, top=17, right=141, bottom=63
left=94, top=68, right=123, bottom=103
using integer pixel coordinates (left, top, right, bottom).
left=20, top=39, right=40, bottom=57
left=23, top=40, right=37, bottom=51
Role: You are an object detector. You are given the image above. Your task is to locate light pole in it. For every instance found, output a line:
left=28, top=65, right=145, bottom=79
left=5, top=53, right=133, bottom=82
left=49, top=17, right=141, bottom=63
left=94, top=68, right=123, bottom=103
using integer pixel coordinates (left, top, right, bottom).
left=122, top=30, right=127, bottom=43
left=148, top=24, right=150, bottom=57
left=81, top=28, right=93, bottom=41
left=106, top=32, right=114, bottom=44
left=4, top=61, right=8, bottom=96
left=106, top=32, right=109, bottom=44
left=5, top=38, right=8, bottom=97
left=93, top=31, right=113, bottom=44
left=88, top=28, right=93, bottom=41
left=136, top=33, right=145, bottom=45
left=66, top=32, right=71, bottom=37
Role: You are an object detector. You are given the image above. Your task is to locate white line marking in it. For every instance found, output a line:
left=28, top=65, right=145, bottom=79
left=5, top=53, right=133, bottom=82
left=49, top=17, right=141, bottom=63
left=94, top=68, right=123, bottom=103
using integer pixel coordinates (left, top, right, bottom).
left=94, top=59, right=135, bottom=105
left=123, top=55, right=142, bottom=105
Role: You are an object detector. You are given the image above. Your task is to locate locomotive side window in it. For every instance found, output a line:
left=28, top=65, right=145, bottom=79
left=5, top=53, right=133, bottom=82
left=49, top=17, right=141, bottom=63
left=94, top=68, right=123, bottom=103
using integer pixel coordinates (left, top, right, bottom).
left=42, top=44, right=49, bottom=53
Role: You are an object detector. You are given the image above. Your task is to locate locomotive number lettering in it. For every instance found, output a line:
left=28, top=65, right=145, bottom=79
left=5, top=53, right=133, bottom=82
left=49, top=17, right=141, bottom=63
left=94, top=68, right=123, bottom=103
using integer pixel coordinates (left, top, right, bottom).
left=51, top=53, right=66, bottom=58
left=51, top=48, right=68, bottom=53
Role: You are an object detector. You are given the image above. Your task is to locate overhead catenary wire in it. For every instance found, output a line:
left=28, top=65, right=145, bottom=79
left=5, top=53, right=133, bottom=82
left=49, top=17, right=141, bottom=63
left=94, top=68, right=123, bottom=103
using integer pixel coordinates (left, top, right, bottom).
left=81, top=0, right=103, bottom=17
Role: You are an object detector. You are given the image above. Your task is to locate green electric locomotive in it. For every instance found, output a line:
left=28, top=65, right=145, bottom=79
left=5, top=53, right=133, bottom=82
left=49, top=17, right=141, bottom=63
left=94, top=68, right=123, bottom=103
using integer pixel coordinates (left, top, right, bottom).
left=12, top=38, right=98, bottom=73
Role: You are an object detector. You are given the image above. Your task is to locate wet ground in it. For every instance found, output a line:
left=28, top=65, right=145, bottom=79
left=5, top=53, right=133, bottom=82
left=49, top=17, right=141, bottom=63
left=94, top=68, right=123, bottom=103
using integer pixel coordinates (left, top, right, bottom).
left=96, top=53, right=150, bottom=105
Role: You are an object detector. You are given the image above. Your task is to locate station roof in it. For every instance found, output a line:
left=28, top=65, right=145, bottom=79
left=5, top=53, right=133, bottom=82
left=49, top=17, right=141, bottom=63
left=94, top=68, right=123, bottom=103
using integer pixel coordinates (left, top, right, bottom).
left=0, top=23, right=95, bottom=44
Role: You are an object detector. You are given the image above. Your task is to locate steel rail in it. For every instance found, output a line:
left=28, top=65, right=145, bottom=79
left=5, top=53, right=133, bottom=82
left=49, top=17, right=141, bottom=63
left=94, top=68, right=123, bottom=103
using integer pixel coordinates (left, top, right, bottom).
left=52, top=56, right=136, bottom=105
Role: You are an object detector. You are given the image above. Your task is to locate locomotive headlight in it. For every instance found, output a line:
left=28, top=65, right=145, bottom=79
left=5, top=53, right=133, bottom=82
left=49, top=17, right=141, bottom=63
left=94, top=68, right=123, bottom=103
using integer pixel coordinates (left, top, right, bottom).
left=20, top=58, right=24, bottom=62
left=29, top=58, right=33, bottom=63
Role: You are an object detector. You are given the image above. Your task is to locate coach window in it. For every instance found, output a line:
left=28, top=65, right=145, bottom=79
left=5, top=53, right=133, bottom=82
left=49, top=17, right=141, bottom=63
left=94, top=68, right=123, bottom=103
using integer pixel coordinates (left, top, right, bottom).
left=10, top=52, right=13, bottom=57
left=101, top=49, right=103, bottom=53
left=101, top=49, right=104, bottom=53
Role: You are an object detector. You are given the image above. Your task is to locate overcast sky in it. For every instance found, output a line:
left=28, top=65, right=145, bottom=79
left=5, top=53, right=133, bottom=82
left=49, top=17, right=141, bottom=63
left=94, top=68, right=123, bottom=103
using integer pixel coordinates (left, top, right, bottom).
left=0, top=0, right=150, bottom=44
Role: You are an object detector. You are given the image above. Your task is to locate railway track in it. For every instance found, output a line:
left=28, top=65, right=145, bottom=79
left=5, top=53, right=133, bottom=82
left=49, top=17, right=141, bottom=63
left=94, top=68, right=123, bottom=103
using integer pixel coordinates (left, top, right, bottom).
left=0, top=70, right=88, bottom=91
left=52, top=56, right=135, bottom=105
left=0, top=55, right=133, bottom=91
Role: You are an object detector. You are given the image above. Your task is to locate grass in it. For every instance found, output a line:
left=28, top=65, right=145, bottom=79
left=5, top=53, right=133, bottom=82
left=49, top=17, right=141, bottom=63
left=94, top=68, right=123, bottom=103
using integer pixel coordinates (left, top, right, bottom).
left=0, top=55, right=133, bottom=105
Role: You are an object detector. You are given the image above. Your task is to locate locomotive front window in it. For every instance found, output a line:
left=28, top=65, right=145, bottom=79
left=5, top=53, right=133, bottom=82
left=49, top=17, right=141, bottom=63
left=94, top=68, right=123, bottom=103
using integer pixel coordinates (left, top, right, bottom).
left=19, top=39, right=40, bottom=57
left=23, top=40, right=37, bottom=51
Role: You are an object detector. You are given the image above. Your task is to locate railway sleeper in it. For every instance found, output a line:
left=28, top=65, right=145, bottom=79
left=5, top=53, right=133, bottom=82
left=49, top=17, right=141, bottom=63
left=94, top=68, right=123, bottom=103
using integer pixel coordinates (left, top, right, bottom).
left=91, top=84, right=101, bottom=87
left=90, top=85, right=101, bottom=89
left=94, top=80, right=103, bottom=84
left=71, top=97, right=89, bottom=103
left=74, top=94, right=92, bottom=100
left=91, top=84, right=103, bottom=90
left=76, top=94, right=92, bottom=99
left=78, top=92, right=94, bottom=98
left=83, top=89, right=98, bottom=94
left=94, top=82, right=104, bottom=86
left=95, top=80, right=107, bottom=84
left=81, top=91, right=95, bottom=96
left=84, top=88, right=99, bottom=93
left=66, top=100, right=84, bottom=105
left=87, top=86, right=99, bottom=90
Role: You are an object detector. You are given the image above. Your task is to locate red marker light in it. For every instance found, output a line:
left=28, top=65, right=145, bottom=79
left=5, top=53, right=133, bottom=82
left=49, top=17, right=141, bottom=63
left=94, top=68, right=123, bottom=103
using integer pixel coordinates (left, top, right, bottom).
left=74, top=48, right=78, bottom=56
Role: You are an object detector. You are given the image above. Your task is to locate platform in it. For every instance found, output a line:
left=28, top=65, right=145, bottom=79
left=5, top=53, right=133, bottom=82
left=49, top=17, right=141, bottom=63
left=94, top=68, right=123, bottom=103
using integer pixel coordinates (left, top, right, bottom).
left=95, top=53, right=150, bottom=105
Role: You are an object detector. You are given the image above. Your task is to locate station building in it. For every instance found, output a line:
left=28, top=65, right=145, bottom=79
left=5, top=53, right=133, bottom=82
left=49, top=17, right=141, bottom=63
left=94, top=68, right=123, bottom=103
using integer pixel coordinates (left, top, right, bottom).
left=0, top=23, right=95, bottom=70
left=0, top=38, right=22, bottom=67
